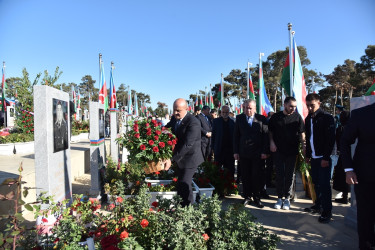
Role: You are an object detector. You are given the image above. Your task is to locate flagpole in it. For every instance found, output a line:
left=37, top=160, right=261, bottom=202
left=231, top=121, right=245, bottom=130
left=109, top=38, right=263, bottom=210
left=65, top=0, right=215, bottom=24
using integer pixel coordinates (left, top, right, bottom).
left=2, top=61, right=6, bottom=127
left=247, top=62, right=252, bottom=99
left=99, top=53, right=102, bottom=102
left=221, top=73, right=224, bottom=108
left=111, top=61, right=114, bottom=109
left=288, top=23, right=294, bottom=96
left=259, top=53, right=264, bottom=114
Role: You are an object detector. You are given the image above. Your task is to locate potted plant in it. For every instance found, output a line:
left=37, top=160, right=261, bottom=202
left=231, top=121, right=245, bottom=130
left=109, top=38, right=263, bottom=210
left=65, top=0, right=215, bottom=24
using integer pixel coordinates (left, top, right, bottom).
left=117, top=118, right=177, bottom=174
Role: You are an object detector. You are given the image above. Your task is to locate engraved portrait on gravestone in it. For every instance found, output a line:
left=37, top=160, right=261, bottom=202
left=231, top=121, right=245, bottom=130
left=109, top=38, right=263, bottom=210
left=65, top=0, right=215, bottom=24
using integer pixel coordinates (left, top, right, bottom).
left=99, top=108, right=105, bottom=138
left=53, top=99, right=69, bottom=153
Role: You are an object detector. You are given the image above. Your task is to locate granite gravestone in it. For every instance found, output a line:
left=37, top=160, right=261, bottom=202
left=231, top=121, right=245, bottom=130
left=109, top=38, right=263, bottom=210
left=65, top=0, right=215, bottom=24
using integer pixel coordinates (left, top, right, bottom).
left=6, top=104, right=15, bottom=127
left=34, top=85, right=72, bottom=202
left=76, top=108, right=81, bottom=121
left=345, top=95, right=375, bottom=229
left=110, top=109, right=119, bottom=162
left=89, top=102, right=106, bottom=196
left=83, top=109, right=89, bottom=121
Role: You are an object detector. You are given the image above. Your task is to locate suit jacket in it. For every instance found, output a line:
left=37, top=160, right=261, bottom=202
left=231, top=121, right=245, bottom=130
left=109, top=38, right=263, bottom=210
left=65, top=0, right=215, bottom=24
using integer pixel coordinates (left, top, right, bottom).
left=166, top=113, right=204, bottom=169
left=196, top=113, right=212, bottom=148
left=341, top=102, right=375, bottom=182
left=54, top=119, right=68, bottom=152
left=211, top=117, right=235, bottom=158
left=233, top=113, right=268, bottom=158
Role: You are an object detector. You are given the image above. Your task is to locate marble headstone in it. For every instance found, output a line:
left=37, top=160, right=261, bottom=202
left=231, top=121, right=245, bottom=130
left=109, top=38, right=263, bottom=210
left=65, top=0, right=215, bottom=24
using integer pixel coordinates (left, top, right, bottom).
left=34, top=85, right=72, bottom=202
left=110, top=109, right=119, bottom=162
left=345, top=95, right=375, bottom=229
left=76, top=108, right=81, bottom=121
left=89, top=102, right=106, bottom=196
left=84, top=109, right=89, bottom=121
left=6, top=104, right=15, bottom=127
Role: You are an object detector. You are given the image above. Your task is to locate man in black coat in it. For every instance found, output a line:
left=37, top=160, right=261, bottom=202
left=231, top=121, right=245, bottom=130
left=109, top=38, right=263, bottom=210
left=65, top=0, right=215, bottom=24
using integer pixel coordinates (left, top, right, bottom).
left=211, top=105, right=235, bottom=180
left=233, top=99, right=268, bottom=208
left=196, top=105, right=212, bottom=160
left=305, top=93, right=335, bottom=223
left=341, top=102, right=375, bottom=249
left=165, top=98, right=204, bottom=206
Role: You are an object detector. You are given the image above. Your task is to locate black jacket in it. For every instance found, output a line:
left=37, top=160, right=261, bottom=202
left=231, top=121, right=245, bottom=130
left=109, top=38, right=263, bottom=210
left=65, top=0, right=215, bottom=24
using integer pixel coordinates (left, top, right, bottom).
left=233, top=113, right=268, bottom=158
left=166, top=113, right=204, bottom=169
left=195, top=113, right=212, bottom=148
left=341, top=103, right=375, bottom=182
left=305, top=108, right=335, bottom=161
left=211, top=117, right=235, bottom=159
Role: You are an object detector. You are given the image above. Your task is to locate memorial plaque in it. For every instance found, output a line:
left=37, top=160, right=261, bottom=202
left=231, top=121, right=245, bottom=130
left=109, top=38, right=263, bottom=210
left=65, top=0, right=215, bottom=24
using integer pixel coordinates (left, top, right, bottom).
left=99, top=108, right=105, bottom=138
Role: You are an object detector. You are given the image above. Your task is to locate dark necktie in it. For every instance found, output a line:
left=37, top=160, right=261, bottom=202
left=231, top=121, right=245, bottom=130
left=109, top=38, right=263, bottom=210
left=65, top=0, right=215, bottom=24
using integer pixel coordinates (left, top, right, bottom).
left=175, top=120, right=181, bottom=131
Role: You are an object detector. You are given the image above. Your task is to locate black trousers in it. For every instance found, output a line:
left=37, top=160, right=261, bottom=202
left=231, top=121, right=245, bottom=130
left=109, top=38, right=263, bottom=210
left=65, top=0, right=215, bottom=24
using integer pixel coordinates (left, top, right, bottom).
left=273, top=152, right=297, bottom=199
left=240, top=156, right=262, bottom=200
left=177, top=166, right=197, bottom=206
left=217, top=152, right=235, bottom=181
left=354, top=181, right=375, bottom=249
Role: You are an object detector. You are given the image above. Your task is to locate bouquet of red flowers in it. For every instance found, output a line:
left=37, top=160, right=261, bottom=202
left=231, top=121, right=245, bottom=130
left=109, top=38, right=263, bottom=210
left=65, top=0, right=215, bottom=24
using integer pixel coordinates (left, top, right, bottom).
left=117, top=118, right=177, bottom=174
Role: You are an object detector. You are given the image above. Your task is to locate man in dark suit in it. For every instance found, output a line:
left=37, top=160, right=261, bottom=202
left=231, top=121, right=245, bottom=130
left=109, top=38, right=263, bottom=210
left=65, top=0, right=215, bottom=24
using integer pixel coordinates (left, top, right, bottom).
left=54, top=101, right=69, bottom=153
left=341, top=102, right=375, bottom=250
left=165, top=98, right=204, bottom=206
left=211, top=105, right=235, bottom=180
left=233, top=99, right=268, bottom=208
left=196, top=105, right=212, bottom=160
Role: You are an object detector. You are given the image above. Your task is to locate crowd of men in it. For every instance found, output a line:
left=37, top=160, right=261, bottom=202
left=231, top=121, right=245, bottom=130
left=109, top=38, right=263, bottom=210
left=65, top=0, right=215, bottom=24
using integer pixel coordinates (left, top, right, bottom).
left=164, top=94, right=374, bottom=249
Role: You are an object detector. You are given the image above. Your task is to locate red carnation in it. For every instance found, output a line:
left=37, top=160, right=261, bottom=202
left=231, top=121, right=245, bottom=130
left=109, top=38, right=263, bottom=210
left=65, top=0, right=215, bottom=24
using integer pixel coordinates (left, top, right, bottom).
left=158, top=122, right=162, bottom=126
left=154, top=135, right=159, bottom=141
left=168, top=134, right=173, bottom=138
left=159, top=142, right=165, bottom=148
left=167, top=141, right=173, bottom=146
left=116, top=196, right=124, bottom=203
left=172, top=139, right=177, bottom=145
left=202, top=233, right=209, bottom=241
left=147, top=183, right=151, bottom=187
left=151, top=201, right=159, bottom=207
left=155, top=130, right=161, bottom=135
left=173, top=178, right=178, bottom=182
left=42, top=218, right=48, bottom=223
left=134, top=133, right=140, bottom=139
left=146, top=130, right=152, bottom=136
left=148, top=140, right=154, bottom=145
left=128, top=215, right=133, bottom=221
left=152, top=146, right=159, bottom=152
left=120, top=230, right=129, bottom=240
left=140, top=144, right=146, bottom=150
left=145, top=123, right=150, bottom=127
left=155, top=171, right=160, bottom=175
left=108, top=204, right=115, bottom=210
left=140, top=219, right=149, bottom=228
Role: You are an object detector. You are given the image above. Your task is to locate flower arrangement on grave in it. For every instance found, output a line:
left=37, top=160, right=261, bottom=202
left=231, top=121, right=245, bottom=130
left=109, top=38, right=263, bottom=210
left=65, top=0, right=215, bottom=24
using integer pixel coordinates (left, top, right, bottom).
left=117, top=118, right=177, bottom=174
left=104, top=158, right=146, bottom=198
left=194, top=161, right=238, bottom=196
left=147, top=177, right=179, bottom=192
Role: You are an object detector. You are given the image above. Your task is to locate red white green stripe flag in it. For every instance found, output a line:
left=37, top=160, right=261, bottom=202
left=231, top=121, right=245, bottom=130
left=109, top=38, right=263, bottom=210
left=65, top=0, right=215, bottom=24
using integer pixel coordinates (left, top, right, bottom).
left=199, top=95, right=203, bottom=108
left=247, top=62, right=255, bottom=100
left=99, top=59, right=109, bottom=113
left=365, top=78, right=375, bottom=96
left=280, top=51, right=292, bottom=96
left=1, top=63, right=6, bottom=112
left=109, top=64, right=117, bottom=109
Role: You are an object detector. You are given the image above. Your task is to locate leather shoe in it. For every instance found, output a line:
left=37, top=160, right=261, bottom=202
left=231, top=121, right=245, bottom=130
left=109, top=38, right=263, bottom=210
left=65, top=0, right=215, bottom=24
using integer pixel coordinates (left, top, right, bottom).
left=243, top=199, right=251, bottom=206
left=253, top=199, right=264, bottom=208
left=304, top=205, right=321, bottom=214
left=318, top=212, right=332, bottom=223
left=334, top=198, right=348, bottom=204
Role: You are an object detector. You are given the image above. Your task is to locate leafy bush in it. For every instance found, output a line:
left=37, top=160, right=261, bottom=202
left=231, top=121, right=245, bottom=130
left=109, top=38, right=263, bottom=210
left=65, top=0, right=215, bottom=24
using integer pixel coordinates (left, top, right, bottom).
left=0, top=132, right=34, bottom=144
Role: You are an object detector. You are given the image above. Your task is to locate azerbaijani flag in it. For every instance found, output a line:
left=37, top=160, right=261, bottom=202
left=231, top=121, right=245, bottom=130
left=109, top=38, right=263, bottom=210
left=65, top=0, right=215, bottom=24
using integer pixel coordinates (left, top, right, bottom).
left=258, top=55, right=274, bottom=117
left=128, top=89, right=132, bottom=114
left=280, top=50, right=293, bottom=96
left=365, top=78, right=375, bottom=96
left=72, top=87, right=77, bottom=112
left=77, top=89, right=81, bottom=109
left=195, top=96, right=198, bottom=107
left=199, top=95, right=203, bottom=108
left=109, top=65, right=117, bottom=109
left=248, top=68, right=255, bottom=100
left=292, top=37, right=308, bottom=119
left=134, top=92, right=138, bottom=116
left=99, top=62, right=108, bottom=113
left=205, top=93, right=208, bottom=106
left=1, top=65, right=6, bottom=112
left=210, top=95, right=214, bottom=109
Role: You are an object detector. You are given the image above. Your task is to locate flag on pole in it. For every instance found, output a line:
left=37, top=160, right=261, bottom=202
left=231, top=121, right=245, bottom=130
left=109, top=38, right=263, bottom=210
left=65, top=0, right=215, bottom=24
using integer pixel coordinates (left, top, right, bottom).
left=258, top=54, right=274, bottom=117
left=292, top=36, right=308, bottom=119
left=77, top=89, right=81, bottom=109
left=109, top=64, right=117, bottom=109
left=99, top=61, right=109, bottom=113
left=128, top=89, right=132, bottom=114
left=220, top=74, right=224, bottom=108
left=134, top=92, right=138, bottom=116
left=248, top=62, right=255, bottom=100
left=1, top=64, right=6, bottom=112
left=209, top=95, right=214, bottom=109
left=205, top=93, right=209, bottom=106
left=72, top=87, right=77, bottom=112
left=199, top=95, right=203, bottom=108
left=195, top=96, right=198, bottom=107
left=365, top=78, right=375, bottom=96
left=280, top=51, right=293, bottom=96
